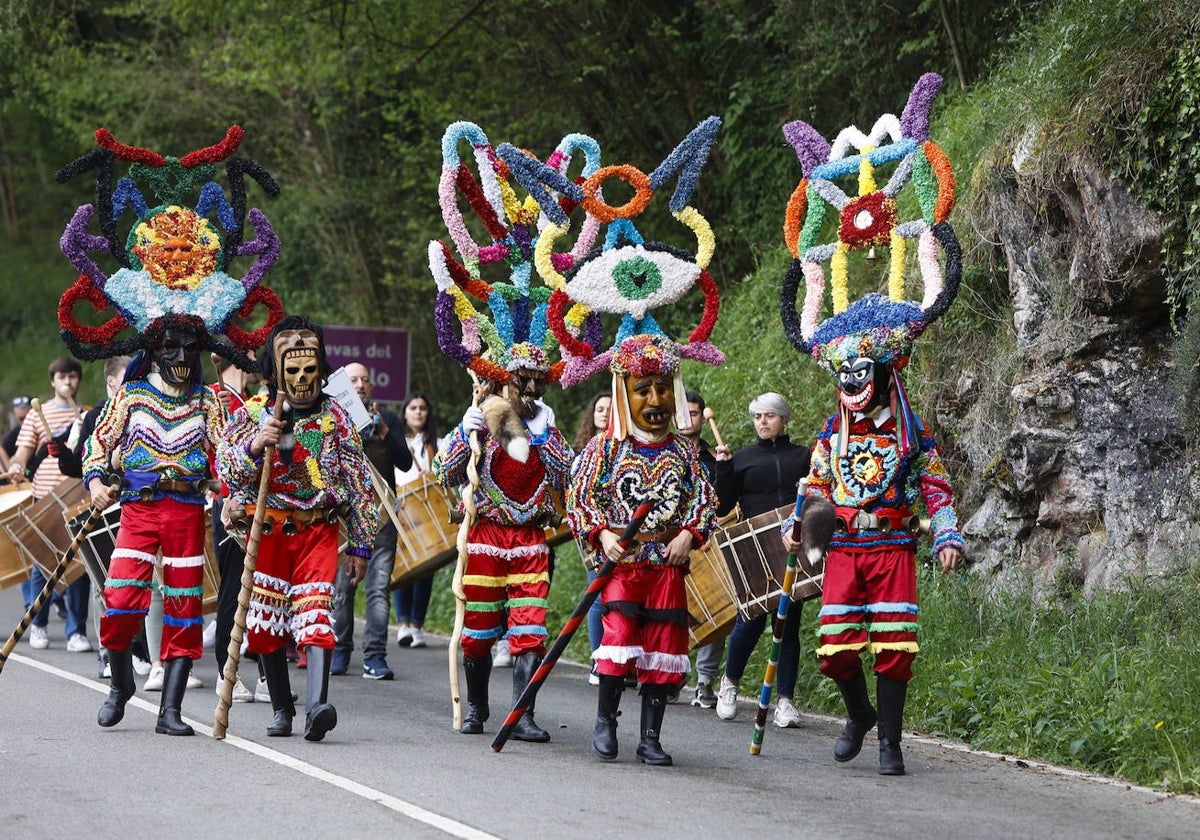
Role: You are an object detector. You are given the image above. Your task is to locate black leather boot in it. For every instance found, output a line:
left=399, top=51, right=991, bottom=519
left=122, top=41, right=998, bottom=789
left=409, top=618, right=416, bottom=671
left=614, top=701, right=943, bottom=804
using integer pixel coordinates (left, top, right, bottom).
left=635, top=685, right=673, bottom=766
left=98, top=647, right=136, bottom=728
left=303, top=646, right=338, bottom=741
left=833, top=666, right=878, bottom=762
left=510, top=652, right=550, bottom=742
left=155, top=657, right=195, bottom=736
left=593, top=674, right=623, bottom=761
left=460, top=655, right=491, bottom=734
left=261, top=648, right=295, bottom=737
left=877, top=675, right=908, bottom=775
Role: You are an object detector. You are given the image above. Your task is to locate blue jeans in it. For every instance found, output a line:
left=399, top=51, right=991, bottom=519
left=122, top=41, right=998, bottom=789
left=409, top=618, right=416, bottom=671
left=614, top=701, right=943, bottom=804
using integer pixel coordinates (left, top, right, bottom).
left=393, top=575, right=433, bottom=626
left=24, top=567, right=90, bottom=638
left=723, top=601, right=804, bottom=699
left=585, top=567, right=603, bottom=653
left=332, top=520, right=396, bottom=660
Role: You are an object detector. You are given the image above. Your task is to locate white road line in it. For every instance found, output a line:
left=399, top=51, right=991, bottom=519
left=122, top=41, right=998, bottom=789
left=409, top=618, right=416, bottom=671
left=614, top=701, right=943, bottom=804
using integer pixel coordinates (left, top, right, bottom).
left=10, top=652, right=503, bottom=840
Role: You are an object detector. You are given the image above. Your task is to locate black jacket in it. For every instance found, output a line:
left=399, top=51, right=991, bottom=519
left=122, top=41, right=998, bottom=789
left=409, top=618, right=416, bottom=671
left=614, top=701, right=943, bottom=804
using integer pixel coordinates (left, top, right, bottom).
left=361, top=408, right=414, bottom=477
left=714, top=433, right=810, bottom=520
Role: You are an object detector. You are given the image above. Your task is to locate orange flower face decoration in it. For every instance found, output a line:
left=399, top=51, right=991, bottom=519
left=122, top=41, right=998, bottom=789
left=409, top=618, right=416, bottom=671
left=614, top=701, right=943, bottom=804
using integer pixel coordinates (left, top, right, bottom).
left=132, top=205, right=221, bottom=290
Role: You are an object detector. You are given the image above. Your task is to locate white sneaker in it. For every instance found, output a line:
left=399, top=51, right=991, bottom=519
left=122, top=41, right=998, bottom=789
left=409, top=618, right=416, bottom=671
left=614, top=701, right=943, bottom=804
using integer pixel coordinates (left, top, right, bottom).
left=396, top=625, right=415, bottom=647
left=255, top=675, right=297, bottom=702
left=492, top=638, right=513, bottom=667
left=773, top=696, right=802, bottom=728
left=409, top=628, right=426, bottom=649
left=214, top=676, right=255, bottom=702
left=202, top=619, right=217, bottom=649
left=144, top=665, right=165, bottom=691
left=28, top=625, right=49, bottom=650
left=716, top=675, right=739, bottom=720
left=132, top=655, right=152, bottom=676
left=66, top=633, right=93, bottom=652
left=588, top=663, right=600, bottom=686
left=187, top=672, right=204, bottom=689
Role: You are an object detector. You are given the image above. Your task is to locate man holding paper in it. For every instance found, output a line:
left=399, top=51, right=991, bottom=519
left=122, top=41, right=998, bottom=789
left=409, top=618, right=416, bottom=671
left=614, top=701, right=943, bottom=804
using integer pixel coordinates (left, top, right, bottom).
left=328, top=361, right=412, bottom=680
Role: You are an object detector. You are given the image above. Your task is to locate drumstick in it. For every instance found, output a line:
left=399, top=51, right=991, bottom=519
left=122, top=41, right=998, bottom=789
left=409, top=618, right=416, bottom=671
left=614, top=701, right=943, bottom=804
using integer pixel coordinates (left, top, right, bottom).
left=702, top=407, right=727, bottom=449
left=29, top=398, right=53, bottom=442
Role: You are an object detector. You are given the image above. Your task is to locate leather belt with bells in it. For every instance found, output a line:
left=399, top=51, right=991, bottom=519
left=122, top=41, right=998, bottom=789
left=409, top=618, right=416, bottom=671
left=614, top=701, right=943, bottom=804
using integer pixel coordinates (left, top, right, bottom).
left=228, top=503, right=346, bottom=536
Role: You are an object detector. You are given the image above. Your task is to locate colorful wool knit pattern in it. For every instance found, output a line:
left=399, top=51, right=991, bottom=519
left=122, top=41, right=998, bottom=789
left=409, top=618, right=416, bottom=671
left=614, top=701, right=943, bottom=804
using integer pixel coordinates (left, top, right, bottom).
left=433, top=422, right=572, bottom=527
left=567, top=434, right=715, bottom=564
left=217, top=395, right=376, bottom=556
left=82, top=380, right=223, bottom=504
left=807, top=411, right=963, bottom=555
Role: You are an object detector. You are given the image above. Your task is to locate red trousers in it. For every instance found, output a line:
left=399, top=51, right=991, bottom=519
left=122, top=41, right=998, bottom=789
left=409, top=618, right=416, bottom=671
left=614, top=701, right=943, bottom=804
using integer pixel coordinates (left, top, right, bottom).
left=459, top=519, right=549, bottom=661
left=595, top=564, right=688, bottom=686
left=246, top=520, right=339, bottom=654
left=816, top=544, right=919, bottom=683
left=101, top=499, right=206, bottom=661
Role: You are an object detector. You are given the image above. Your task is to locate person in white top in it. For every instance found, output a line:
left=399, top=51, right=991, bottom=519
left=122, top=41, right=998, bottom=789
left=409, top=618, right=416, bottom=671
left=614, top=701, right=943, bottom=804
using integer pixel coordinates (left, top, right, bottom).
left=392, top=392, right=441, bottom=649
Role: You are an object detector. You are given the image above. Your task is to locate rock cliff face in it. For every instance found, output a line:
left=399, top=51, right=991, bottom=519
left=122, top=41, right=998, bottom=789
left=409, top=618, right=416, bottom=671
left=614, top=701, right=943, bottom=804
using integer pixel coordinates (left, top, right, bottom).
left=950, top=138, right=1200, bottom=596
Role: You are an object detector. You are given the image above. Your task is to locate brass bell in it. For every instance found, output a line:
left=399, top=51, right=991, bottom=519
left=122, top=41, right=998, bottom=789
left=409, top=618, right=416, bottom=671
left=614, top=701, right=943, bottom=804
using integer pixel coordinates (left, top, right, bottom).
left=281, top=516, right=299, bottom=536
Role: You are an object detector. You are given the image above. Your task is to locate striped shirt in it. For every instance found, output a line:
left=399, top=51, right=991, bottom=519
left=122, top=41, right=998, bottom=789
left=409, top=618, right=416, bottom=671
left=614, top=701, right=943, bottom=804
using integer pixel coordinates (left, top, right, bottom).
left=15, top=400, right=81, bottom=498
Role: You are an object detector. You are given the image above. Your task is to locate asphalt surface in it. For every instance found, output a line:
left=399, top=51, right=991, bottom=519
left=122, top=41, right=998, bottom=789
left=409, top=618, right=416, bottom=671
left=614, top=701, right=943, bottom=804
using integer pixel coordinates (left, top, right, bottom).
left=1, top=583, right=1197, bottom=840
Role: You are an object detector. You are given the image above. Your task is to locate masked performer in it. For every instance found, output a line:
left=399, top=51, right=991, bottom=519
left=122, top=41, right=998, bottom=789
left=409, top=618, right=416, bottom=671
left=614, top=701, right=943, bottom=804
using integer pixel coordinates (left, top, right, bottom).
left=217, top=315, right=375, bottom=741
left=55, top=126, right=284, bottom=734
left=429, top=122, right=586, bottom=741
left=778, top=74, right=965, bottom=775
left=499, top=116, right=724, bottom=765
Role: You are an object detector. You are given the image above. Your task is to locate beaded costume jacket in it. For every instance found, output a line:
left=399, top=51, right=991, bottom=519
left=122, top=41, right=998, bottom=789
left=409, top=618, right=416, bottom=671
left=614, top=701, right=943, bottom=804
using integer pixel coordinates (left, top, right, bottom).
left=217, top=394, right=376, bottom=555
left=433, top=422, right=572, bottom=527
left=568, top=433, right=716, bottom=565
left=83, top=380, right=224, bottom=505
left=808, top=410, right=963, bottom=555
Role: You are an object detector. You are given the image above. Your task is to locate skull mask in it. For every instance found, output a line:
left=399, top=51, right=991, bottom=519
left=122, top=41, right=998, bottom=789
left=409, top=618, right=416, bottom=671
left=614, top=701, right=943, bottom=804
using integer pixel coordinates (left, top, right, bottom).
left=273, top=328, right=322, bottom=408
left=153, top=326, right=203, bottom=388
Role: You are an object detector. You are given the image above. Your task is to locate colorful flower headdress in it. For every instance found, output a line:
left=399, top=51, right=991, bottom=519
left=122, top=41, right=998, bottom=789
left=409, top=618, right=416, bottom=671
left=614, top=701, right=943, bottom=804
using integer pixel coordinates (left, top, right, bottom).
left=54, top=126, right=284, bottom=369
left=779, top=73, right=961, bottom=377
left=496, top=116, right=724, bottom=389
left=429, top=121, right=605, bottom=384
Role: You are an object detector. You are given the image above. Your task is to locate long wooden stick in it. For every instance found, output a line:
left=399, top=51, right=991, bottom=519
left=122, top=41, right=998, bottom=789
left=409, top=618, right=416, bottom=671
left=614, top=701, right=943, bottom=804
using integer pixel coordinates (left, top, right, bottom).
left=491, top=502, right=654, bottom=753
left=450, top=373, right=485, bottom=730
left=750, top=481, right=807, bottom=755
left=0, top=499, right=107, bottom=675
left=212, top=442, right=274, bottom=740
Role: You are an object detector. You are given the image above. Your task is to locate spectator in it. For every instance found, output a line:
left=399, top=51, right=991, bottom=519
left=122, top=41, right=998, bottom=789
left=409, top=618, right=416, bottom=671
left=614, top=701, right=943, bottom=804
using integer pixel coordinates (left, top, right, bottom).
left=711, top=393, right=811, bottom=729
left=391, top=392, right=440, bottom=651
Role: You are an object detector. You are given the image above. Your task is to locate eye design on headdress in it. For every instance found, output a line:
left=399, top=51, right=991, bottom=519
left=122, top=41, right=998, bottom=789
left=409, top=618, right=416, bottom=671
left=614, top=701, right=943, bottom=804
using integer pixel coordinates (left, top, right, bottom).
left=55, top=126, right=284, bottom=369
left=779, top=73, right=962, bottom=376
left=430, top=121, right=606, bottom=384
left=497, top=116, right=724, bottom=386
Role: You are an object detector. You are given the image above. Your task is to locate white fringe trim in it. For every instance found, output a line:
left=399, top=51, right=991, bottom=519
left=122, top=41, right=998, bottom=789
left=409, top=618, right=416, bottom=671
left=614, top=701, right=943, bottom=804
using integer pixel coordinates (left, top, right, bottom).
left=637, top=651, right=691, bottom=675
left=112, top=548, right=159, bottom=566
left=162, top=553, right=205, bottom=568
left=253, top=571, right=291, bottom=594
left=467, top=542, right=549, bottom=560
left=593, top=644, right=644, bottom=664
left=290, top=581, right=336, bottom=598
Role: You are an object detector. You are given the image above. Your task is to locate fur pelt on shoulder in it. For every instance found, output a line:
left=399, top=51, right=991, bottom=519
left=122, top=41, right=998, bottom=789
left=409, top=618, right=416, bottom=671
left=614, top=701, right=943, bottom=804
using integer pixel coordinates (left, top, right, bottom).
left=481, top=395, right=529, bottom=463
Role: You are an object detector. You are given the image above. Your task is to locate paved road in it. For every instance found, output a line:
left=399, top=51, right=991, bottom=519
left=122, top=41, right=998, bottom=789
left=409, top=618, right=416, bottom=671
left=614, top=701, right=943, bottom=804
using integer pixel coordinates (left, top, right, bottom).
left=2, top=584, right=1196, bottom=840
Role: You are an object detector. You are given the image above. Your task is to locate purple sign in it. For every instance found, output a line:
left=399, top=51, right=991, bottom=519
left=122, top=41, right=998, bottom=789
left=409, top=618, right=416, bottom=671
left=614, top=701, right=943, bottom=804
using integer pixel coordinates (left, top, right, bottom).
left=322, top=325, right=411, bottom=404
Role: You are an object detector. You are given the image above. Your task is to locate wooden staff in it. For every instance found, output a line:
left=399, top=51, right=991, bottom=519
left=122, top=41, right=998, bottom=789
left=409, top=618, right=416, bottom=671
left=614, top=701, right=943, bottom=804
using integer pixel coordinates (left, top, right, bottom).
left=492, top=501, right=654, bottom=753
left=212, top=441, right=274, bottom=739
left=702, top=406, right=727, bottom=449
left=0, top=476, right=118, bottom=675
left=750, top=481, right=807, bottom=755
left=449, top=372, right=486, bottom=730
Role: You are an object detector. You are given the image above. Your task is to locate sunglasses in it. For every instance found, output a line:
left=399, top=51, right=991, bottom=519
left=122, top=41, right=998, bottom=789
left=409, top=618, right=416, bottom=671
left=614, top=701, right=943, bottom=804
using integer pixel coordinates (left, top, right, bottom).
left=12, top=396, right=31, bottom=407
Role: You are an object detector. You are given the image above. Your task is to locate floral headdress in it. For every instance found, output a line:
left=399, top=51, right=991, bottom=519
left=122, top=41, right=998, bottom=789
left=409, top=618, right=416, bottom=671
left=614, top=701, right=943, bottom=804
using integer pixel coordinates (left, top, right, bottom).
left=496, top=116, right=724, bottom=392
left=429, top=121, right=604, bottom=385
left=779, top=73, right=961, bottom=377
left=55, top=126, right=284, bottom=370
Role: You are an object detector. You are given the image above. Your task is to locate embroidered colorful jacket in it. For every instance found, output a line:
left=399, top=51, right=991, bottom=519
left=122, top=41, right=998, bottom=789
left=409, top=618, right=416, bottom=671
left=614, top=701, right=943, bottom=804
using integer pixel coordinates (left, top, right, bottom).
left=217, top=394, right=376, bottom=557
left=433, top=421, right=572, bottom=527
left=568, top=434, right=716, bottom=565
left=806, top=410, right=963, bottom=555
left=83, top=380, right=224, bottom=505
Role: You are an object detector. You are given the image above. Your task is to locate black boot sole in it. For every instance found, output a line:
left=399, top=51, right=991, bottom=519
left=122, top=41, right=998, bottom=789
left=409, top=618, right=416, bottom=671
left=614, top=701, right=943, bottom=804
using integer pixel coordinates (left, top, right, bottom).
left=304, top=704, right=337, bottom=741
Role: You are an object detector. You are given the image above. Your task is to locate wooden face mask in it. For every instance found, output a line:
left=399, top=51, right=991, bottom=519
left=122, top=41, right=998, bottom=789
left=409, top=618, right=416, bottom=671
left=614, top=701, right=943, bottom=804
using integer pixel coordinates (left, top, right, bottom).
left=273, top=329, right=321, bottom=408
